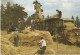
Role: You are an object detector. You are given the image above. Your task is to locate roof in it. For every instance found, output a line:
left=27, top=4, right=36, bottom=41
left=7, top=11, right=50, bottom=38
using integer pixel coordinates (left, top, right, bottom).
left=61, top=18, right=74, bottom=21
left=35, top=18, right=62, bottom=23
left=72, top=28, right=80, bottom=31
left=45, top=18, right=62, bottom=21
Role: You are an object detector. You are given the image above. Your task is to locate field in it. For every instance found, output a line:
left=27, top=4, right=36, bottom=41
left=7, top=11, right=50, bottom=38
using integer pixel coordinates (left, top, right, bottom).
left=1, top=29, right=80, bottom=55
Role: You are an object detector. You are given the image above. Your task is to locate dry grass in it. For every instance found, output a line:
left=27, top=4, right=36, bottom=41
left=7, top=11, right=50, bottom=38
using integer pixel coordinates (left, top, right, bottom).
left=63, top=22, right=80, bottom=43
left=51, top=14, right=59, bottom=18
left=51, top=42, right=80, bottom=54
left=64, top=22, right=77, bottom=30
left=1, top=29, right=54, bottom=55
left=9, top=28, right=53, bottom=46
left=1, top=29, right=80, bottom=55
left=1, top=37, right=17, bottom=55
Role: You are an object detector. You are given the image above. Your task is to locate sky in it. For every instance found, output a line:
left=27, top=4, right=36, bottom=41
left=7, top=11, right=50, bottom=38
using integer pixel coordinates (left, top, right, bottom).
left=1, top=0, right=80, bottom=19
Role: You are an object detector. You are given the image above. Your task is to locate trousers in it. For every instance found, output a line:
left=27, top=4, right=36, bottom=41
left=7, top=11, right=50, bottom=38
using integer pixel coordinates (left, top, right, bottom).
left=31, top=25, right=35, bottom=31
left=14, top=36, right=18, bottom=46
left=41, top=46, right=46, bottom=55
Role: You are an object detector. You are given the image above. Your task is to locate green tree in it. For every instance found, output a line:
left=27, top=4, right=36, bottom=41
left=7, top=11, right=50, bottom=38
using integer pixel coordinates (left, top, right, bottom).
left=26, top=13, right=40, bottom=26
left=75, top=16, right=79, bottom=27
left=78, top=19, right=80, bottom=27
left=72, top=16, right=74, bottom=20
left=1, top=2, right=28, bottom=30
left=1, top=4, right=6, bottom=29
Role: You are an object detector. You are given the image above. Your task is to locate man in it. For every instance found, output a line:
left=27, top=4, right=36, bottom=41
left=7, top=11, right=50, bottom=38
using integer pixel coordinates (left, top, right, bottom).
left=18, top=22, right=22, bottom=33
left=18, top=18, right=22, bottom=33
left=14, top=28, right=19, bottom=47
left=31, top=18, right=35, bottom=31
left=39, top=37, right=46, bottom=55
left=56, top=9, right=62, bottom=18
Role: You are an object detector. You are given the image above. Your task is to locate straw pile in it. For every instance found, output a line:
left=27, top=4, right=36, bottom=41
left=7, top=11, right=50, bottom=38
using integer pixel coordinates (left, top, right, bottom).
left=1, top=29, right=54, bottom=55
left=51, top=14, right=59, bottom=18
left=63, top=22, right=80, bottom=44
left=9, top=28, right=53, bottom=46
left=67, top=32, right=77, bottom=43
left=64, top=30, right=80, bottom=44
left=1, top=37, right=17, bottom=55
left=64, top=22, right=77, bottom=30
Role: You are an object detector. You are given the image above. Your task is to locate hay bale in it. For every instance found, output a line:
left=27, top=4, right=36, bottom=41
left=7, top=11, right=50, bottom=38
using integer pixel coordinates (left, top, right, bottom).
left=1, top=29, right=54, bottom=55
left=64, top=31, right=78, bottom=44
left=1, top=37, right=13, bottom=45
left=68, top=32, right=76, bottom=43
left=51, top=14, right=59, bottom=18
left=22, top=28, right=31, bottom=34
left=1, top=31, right=15, bottom=40
left=45, top=49, right=55, bottom=54
left=1, top=44, right=17, bottom=55
left=64, top=22, right=77, bottom=30
left=1, top=44, right=9, bottom=55
left=1, top=37, right=17, bottom=55
left=1, top=31, right=7, bottom=35
left=9, top=29, right=53, bottom=46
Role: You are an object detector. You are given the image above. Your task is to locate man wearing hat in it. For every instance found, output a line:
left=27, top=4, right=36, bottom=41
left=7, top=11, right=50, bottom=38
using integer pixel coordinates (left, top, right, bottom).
left=56, top=9, right=62, bottom=18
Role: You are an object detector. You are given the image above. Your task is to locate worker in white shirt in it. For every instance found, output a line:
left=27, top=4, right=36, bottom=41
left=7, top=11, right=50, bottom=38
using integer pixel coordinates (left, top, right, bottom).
left=39, top=37, right=46, bottom=55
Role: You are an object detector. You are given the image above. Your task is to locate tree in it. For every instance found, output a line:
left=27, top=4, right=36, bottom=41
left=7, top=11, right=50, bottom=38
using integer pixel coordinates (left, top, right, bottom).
left=1, top=4, right=5, bottom=15
left=75, top=16, right=79, bottom=27
left=1, top=4, right=6, bottom=29
left=1, top=2, right=28, bottom=30
left=47, top=15, right=50, bottom=18
left=26, top=14, right=36, bottom=26
left=72, top=16, right=74, bottom=20
left=26, top=13, right=40, bottom=26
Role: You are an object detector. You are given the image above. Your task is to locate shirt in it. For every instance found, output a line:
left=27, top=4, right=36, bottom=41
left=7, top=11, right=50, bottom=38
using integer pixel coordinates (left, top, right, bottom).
left=15, top=31, right=19, bottom=37
left=39, top=39, right=46, bottom=47
left=31, top=20, right=35, bottom=24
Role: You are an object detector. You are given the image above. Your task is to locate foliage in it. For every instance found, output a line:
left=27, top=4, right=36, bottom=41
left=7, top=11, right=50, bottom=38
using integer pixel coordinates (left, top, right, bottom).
left=75, top=16, right=80, bottom=27
left=26, top=13, right=40, bottom=26
left=72, top=16, right=74, bottom=20
left=1, top=2, right=28, bottom=30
